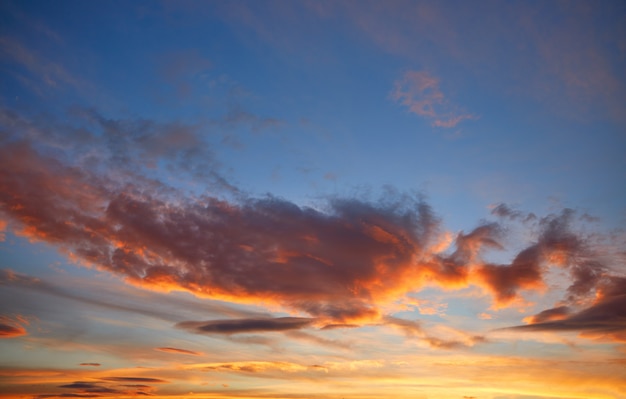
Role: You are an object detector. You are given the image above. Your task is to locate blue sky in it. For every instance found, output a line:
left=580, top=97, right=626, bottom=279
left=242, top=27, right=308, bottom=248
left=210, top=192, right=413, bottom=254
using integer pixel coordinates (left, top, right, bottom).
left=1, top=1, right=625, bottom=399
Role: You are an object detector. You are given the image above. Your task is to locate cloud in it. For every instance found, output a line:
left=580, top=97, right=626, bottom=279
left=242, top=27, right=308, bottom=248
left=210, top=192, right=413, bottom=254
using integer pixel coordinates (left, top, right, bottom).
left=33, top=375, right=163, bottom=399
left=0, top=315, right=28, bottom=338
left=504, top=277, right=626, bottom=342
left=198, top=361, right=307, bottom=374
left=100, top=377, right=168, bottom=383
left=0, top=36, right=83, bottom=92
left=1, top=110, right=622, bottom=329
left=523, top=306, right=570, bottom=324
left=390, top=70, right=476, bottom=128
left=155, top=347, right=202, bottom=356
left=177, top=317, right=314, bottom=335
left=475, top=209, right=590, bottom=306
left=384, top=316, right=486, bottom=349
left=0, top=323, right=26, bottom=338
left=0, top=218, right=6, bottom=241
left=78, top=363, right=101, bottom=367
left=219, top=106, right=285, bottom=133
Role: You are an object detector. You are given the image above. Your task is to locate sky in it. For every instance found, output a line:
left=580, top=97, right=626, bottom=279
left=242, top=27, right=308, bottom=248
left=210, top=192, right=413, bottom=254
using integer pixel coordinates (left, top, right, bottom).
left=0, top=1, right=625, bottom=398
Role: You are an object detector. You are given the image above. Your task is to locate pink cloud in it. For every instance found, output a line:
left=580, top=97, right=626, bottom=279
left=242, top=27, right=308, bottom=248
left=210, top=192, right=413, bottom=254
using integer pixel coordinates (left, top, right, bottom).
left=391, top=70, right=475, bottom=128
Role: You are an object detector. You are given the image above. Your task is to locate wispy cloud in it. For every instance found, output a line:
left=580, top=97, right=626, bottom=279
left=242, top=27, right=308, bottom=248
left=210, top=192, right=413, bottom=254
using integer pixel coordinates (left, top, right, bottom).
left=155, top=347, right=203, bottom=356
left=391, top=70, right=476, bottom=128
left=0, top=315, right=28, bottom=338
left=0, top=35, right=90, bottom=100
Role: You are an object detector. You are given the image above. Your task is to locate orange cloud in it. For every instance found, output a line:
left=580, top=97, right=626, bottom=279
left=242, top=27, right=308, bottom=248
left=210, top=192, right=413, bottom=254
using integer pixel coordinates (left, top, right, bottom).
left=0, top=315, right=28, bottom=338
left=505, top=276, right=626, bottom=343
left=0, top=117, right=621, bottom=333
left=0, top=219, right=7, bottom=241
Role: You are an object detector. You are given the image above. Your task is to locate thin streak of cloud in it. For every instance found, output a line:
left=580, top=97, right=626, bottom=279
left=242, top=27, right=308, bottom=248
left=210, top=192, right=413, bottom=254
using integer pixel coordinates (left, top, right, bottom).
left=0, top=36, right=82, bottom=90
left=177, top=317, right=314, bottom=335
left=155, top=347, right=202, bottom=356
left=503, top=277, right=626, bottom=342
left=100, top=377, right=168, bottom=383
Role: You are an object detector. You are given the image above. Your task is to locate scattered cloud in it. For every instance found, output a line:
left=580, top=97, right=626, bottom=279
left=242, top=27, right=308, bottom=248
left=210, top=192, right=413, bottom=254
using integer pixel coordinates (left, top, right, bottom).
left=0, top=109, right=622, bottom=337
left=390, top=70, right=476, bottom=128
left=78, top=363, right=101, bottom=367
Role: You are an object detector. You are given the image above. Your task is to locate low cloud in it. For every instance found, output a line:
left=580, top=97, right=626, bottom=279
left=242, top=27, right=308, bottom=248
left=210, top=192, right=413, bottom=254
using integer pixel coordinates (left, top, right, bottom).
left=503, top=277, right=626, bottom=342
left=0, top=110, right=622, bottom=334
left=177, top=317, right=314, bottom=335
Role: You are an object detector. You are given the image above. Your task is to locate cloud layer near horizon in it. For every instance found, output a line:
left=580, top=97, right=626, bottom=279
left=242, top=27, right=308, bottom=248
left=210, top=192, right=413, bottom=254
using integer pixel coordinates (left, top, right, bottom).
left=0, top=109, right=622, bottom=336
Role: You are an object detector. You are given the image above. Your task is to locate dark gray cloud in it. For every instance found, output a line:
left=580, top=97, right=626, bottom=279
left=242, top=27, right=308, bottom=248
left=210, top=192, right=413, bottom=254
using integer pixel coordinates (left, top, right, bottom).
left=503, top=277, right=626, bottom=341
left=101, top=377, right=167, bottom=383
left=177, top=317, right=314, bottom=335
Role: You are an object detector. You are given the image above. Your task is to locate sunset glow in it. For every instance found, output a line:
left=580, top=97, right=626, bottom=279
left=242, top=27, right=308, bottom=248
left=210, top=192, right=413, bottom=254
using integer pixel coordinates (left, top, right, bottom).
left=1, top=1, right=625, bottom=399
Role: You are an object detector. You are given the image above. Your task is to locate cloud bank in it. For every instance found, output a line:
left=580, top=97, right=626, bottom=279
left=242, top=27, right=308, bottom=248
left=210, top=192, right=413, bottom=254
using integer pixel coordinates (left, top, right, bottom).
left=0, top=109, right=622, bottom=336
